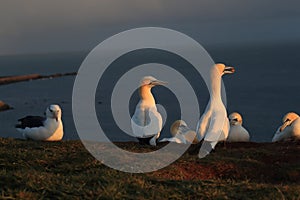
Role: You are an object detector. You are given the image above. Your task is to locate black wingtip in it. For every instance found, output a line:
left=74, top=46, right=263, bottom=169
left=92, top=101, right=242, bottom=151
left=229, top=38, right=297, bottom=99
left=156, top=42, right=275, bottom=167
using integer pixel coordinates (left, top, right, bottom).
left=15, top=116, right=45, bottom=129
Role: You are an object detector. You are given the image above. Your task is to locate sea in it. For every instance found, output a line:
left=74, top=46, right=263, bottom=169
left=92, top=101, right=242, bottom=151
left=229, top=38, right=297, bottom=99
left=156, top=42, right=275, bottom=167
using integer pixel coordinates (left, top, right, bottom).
left=0, top=43, right=299, bottom=142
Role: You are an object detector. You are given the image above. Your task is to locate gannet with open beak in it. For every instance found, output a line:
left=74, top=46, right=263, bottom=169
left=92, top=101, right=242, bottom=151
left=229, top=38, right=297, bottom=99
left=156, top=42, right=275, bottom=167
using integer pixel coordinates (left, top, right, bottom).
left=160, top=120, right=198, bottom=144
left=196, top=63, right=235, bottom=158
left=272, top=112, right=300, bottom=142
left=131, top=76, right=167, bottom=146
left=227, top=112, right=250, bottom=142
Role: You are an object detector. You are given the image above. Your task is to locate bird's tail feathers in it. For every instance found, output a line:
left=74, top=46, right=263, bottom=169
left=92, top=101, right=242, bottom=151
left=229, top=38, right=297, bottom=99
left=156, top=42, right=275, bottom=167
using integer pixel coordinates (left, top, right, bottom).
left=198, top=140, right=217, bottom=158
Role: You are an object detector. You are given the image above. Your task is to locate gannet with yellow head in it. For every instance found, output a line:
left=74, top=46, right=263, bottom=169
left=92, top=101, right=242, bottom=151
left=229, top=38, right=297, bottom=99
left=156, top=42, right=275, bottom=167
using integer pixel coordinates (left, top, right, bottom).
left=227, top=112, right=250, bottom=142
left=196, top=63, right=235, bottom=158
left=272, top=112, right=300, bottom=142
left=160, top=120, right=198, bottom=144
left=131, top=76, right=167, bottom=146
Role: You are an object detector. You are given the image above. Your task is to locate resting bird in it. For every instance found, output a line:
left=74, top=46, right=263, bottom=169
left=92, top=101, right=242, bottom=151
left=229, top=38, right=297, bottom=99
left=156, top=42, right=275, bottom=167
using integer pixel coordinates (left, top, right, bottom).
left=16, top=104, right=64, bottom=141
left=272, top=112, right=300, bottom=142
left=160, top=120, right=198, bottom=144
left=196, top=63, right=235, bottom=158
left=131, top=76, right=166, bottom=146
left=227, top=112, right=250, bottom=142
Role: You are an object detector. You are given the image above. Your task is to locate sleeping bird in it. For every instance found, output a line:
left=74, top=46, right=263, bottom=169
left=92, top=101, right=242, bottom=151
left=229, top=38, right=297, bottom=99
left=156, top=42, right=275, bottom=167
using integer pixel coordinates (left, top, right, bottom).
left=272, top=112, right=300, bottom=142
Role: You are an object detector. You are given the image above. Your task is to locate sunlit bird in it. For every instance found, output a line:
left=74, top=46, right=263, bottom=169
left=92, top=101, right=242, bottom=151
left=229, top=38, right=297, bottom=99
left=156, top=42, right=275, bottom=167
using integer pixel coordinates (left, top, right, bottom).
left=227, top=112, right=250, bottom=142
left=196, top=63, right=235, bottom=158
left=131, top=76, right=167, bottom=146
left=160, top=120, right=198, bottom=144
left=16, top=104, right=64, bottom=141
left=272, top=112, right=300, bottom=142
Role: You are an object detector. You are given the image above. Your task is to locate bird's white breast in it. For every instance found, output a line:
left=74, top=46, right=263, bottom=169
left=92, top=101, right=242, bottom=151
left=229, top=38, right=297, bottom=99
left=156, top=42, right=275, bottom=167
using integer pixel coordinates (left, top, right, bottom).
left=228, top=125, right=250, bottom=142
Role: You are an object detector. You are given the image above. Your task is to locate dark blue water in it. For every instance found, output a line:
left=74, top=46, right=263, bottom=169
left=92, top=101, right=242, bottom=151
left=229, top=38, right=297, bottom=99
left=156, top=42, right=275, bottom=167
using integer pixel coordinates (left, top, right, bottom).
left=0, top=43, right=299, bottom=142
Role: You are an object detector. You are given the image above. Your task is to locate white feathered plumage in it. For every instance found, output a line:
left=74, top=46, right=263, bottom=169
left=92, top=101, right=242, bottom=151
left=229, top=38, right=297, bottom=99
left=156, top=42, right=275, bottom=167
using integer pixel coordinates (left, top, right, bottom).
left=131, top=76, right=166, bottom=146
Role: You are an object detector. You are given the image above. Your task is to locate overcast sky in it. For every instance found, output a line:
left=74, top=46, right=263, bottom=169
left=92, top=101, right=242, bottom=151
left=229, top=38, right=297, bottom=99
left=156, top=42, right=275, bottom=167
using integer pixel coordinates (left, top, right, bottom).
left=1, top=0, right=300, bottom=55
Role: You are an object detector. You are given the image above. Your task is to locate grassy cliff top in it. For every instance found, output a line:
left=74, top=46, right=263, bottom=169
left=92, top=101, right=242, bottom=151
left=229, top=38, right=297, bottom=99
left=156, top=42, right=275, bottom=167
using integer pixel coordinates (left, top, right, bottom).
left=0, top=138, right=299, bottom=199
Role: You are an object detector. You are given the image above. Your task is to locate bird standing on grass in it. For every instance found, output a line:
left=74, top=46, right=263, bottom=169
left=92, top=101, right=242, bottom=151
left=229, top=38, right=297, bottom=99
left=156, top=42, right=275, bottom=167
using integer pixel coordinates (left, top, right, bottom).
left=196, top=63, right=235, bottom=158
left=131, top=76, right=167, bottom=146
left=16, top=104, right=63, bottom=141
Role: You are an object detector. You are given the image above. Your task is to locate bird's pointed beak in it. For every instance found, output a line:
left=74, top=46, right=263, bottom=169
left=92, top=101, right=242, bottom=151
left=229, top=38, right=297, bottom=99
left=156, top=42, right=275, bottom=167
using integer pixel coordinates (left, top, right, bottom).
left=150, top=80, right=167, bottom=86
left=224, top=66, right=235, bottom=74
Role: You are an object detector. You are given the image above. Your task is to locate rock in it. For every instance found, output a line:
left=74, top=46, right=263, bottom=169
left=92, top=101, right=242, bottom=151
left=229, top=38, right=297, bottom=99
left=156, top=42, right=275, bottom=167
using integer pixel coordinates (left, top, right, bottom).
left=0, top=74, right=41, bottom=85
left=0, top=101, right=12, bottom=111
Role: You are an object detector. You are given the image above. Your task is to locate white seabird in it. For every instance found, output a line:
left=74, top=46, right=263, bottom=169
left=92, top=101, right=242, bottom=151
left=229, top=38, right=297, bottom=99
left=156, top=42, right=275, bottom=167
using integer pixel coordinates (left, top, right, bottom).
left=272, top=112, right=300, bottom=142
left=16, top=104, right=64, bottom=141
left=131, top=76, right=167, bottom=146
left=227, top=112, right=250, bottom=142
left=160, top=120, right=198, bottom=144
left=196, top=63, right=235, bottom=158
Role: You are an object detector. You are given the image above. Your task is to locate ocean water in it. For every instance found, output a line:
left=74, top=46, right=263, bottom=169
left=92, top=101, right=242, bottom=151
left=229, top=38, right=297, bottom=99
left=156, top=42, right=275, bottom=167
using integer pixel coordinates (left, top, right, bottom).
left=0, top=43, right=299, bottom=142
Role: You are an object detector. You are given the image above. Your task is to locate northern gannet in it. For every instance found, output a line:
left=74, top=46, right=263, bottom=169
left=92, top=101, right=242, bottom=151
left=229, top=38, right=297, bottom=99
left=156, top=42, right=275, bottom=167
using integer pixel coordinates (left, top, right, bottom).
left=16, top=104, right=64, bottom=141
left=131, top=76, right=166, bottom=146
left=160, top=120, right=198, bottom=144
left=227, top=112, right=250, bottom=142
left=272, top=112, right=300, bottom=142
left=196, top=63, right=235, bottom=158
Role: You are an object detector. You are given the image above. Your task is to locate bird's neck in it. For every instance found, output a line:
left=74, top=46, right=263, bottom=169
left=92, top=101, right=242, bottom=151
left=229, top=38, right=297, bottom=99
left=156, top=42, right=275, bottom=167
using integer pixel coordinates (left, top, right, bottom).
left=44, top=118, right=61, bottom=131
left=139, top=86, right=155, bottom=106
left=232, top=123, right=242, bottom=127
left=45, top=117, right=61, bottom=123
left=209, top=70, right=222, bottom=102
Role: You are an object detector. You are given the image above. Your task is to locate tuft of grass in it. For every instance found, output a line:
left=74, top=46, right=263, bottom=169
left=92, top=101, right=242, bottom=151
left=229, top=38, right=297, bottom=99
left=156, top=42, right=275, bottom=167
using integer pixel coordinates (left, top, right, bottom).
left=0, top=138, right=299, bottom=199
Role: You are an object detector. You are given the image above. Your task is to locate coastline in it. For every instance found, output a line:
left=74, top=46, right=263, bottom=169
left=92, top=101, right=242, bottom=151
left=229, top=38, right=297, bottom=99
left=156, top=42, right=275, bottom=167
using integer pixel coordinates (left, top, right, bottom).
left=0, top=72, right=77, bottom=85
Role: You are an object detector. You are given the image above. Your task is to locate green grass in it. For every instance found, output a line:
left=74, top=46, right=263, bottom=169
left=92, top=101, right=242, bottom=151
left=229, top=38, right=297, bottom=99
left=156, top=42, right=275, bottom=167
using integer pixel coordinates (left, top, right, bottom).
left=0, top=138, right=299, bottom=199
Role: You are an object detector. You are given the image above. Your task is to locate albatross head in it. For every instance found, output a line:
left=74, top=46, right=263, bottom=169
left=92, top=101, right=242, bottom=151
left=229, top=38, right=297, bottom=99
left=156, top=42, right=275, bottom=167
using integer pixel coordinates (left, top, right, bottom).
left=279, top=112, right=299, bottom=132
left=229, top=112, right=243, bottom=126
left=140, top=76, right=167, bottom=88
left=45, top=104, right=62, bottom=121
left=215, top=63, right=235, bottom=76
